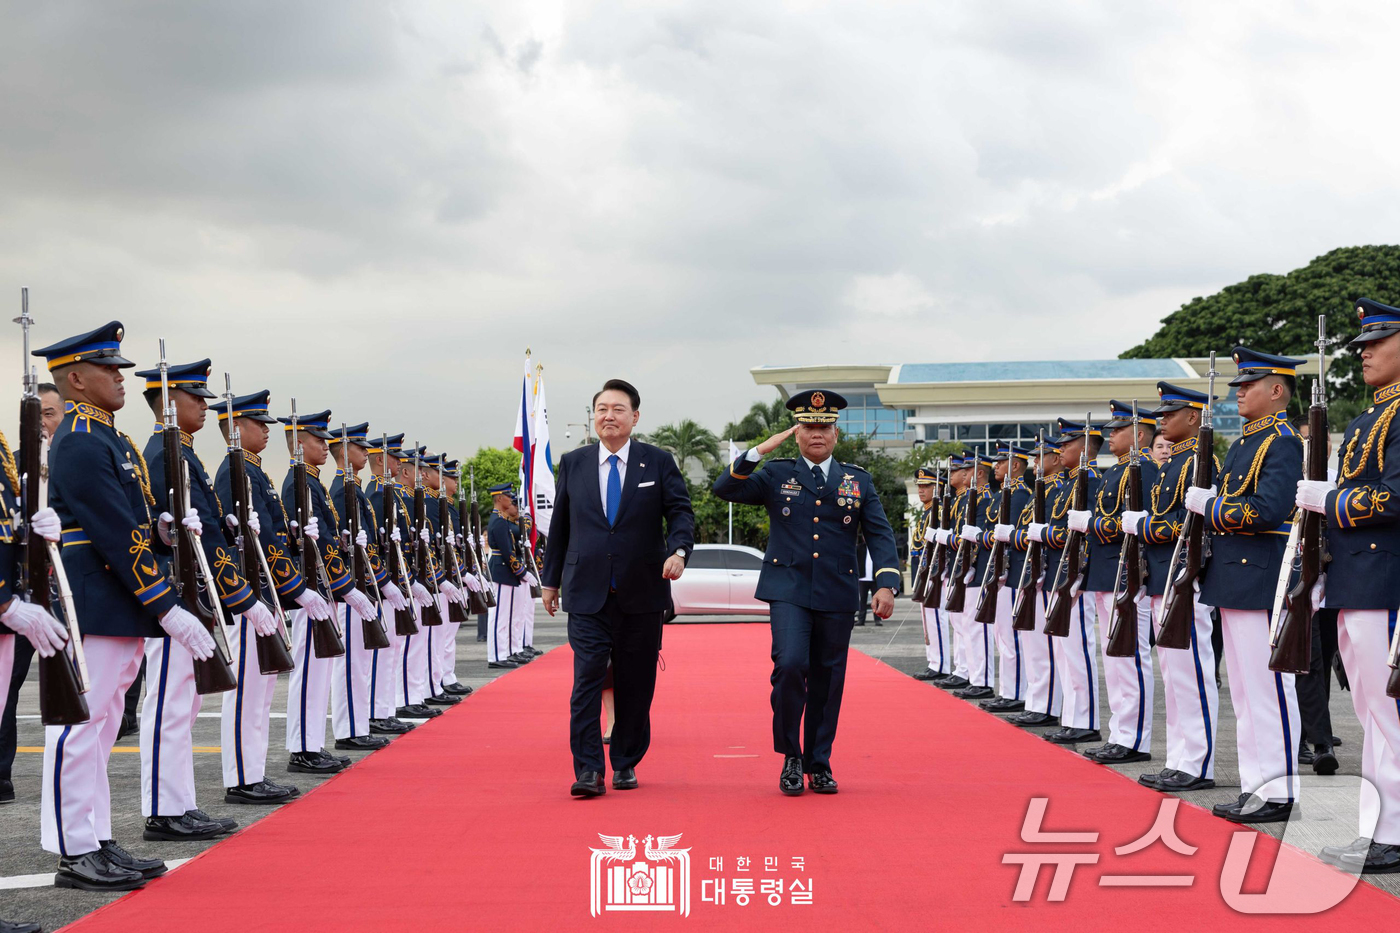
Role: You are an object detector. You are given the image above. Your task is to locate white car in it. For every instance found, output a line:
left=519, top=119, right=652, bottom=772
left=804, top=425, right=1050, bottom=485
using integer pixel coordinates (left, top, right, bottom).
left=667, top=544, right=768, bottom=620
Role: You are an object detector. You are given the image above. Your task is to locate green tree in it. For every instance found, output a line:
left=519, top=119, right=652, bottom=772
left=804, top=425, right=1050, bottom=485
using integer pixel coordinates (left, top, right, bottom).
left=722, top=397, right=790, bottom=442
left=894, top=440, right=967, bottom=475
left=1121, top=244, right=1400, bottom=424
left=646, top=418, right=721, bottom=473
left=461, top=446, right=523, bottom=512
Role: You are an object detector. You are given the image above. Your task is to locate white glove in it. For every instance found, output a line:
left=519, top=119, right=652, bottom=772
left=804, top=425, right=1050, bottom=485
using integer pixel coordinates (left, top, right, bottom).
left=461, top=573, right=482, bottom=593
left=993, top=523, right=1013, bottom=543
left=390, top=526, right=402, bottom=543
left=247, top=510, right=261, bottom=537
left=934, top=529, right=953, bottom=546
left=356, top=529, right=368, bottom=549
left=1121, top=510, right=1149, bottom=537
left=410, top=582, right=433, bottom=608
left=524, top=572, right=540, bottom=588
left=1027, top=522, right=1049, bottom=543
left=922, top=522, right=939, bottom=543
left=159, top=606, right=216, bottom=661
left=245, top=600, right=279, bottom=638
left=959, top=524, right=981, bottom=543
left=344, top=588, right=376, bottom=620
left=454, top=533, right=465, bottom=549
left=1067, top=510, right=1091, bottom=534
left=181, top=507, right=202, bottom=536
left=1, top=600, right=67, bottom=657
left=1297, top=479, right=1334, bottom=514
left=440, top=580, right=463, bottom=605
left=381, top=582, right=408, bottom=612
left=419, top=527, right=431, bottom=545
left=1184, top=485, right=1218, bottom=516
left=294, top=588, right=332, bottom=620
left=29, top=507, right=60, bottom=543
left=157, top=511, right=177, bottom=546
left=305, top=516, right=320, bottom=541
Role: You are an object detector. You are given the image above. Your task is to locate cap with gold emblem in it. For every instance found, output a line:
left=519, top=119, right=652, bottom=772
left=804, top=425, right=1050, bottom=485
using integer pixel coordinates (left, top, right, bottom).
left=1228, top=347, right=1304, bottom=386
left=914, top=465, right=938, bottom=485
left=1350, top=298, right=1400, bottom=345
left=785, top=388, right=847, bottom=424
left=33, top=321, right=135, bottom=371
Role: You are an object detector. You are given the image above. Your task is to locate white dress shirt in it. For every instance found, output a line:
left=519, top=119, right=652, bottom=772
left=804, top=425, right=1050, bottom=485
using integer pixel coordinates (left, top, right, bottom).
left=599, top=439, right=631, bottom=516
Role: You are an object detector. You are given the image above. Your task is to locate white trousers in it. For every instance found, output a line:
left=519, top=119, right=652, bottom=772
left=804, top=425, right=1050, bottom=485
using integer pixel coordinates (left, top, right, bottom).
left=222, top=614, right=278, bottom=787
left=951, top=591, right=994, bottom=687
left=285, top=608, right=332, bottom=754
left=423, top=595, right=450, bottom=698
left=1093, top=591, right=1155, bottom=753
left=920, top=604, right=951, bottom=674
left=140, top=636, right=201, bottom=817
left=1151, top=594, right=1220, bottom=779
left=398, top=605, right=430, bottom=706
left=438, top=607, right=462, bottom=686
left=1053, top=593, right=1101, bottom=730
left=489, top=582, right=532, bottom=663
left=1022, top=592, right=1063, bottom=717
left=992, top=586, right=1024, bottom=701
left=1336, top=610, right=1400, bottom=844
left=1219, top=608, right=1301, bottom=803
left=370, top=622, right=403, bottom=720
left=332, top=603, right=376, bottom=740
left=42, top=635, right=144, bottom=856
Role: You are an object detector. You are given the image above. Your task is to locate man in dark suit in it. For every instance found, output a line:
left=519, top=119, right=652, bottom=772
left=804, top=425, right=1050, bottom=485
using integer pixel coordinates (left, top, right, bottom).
left=541, top=378, right=694, bottom=798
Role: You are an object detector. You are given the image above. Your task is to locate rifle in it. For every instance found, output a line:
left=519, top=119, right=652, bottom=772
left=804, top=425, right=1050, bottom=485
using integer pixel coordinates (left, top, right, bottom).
left=942, top=454, right=981, bottom=613
left=411, top=443, right=444, bottom=626
left=1271, top=317, right=1330, bottom=673
left=16, top=290, right=90, bottom=725
left=927, top=463, right=953, bottom=608
left=1156, top=354, right=1219, bottom=650
left=1044, top=413, right=1094, bottom=638
left=518, top=500, right=544, bottom=600
left=1107, top=400, right=1147, bottom=657
left=455, top=466, right=490, bottom=614
left=221, top=375, right=296, bottom=674
left=973, top=455, right=1016, bottom=623
left=341, top=424, right=390, bottom=651
left=379, top=433, right=419, bottom=636
left=290, top=401, right=345, bottom=657
left=1011, top=432, right=1046, bottom=632
left=159, top=342, right=236, bottom=694
left=435, top=455, right=470, bottom=623
left=909, top=467, right=938, bottom=605
left=467, top=466, right=496, bottom=609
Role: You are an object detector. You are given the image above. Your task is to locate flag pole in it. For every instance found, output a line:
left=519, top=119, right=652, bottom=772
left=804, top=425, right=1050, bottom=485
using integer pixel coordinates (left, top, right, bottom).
left=727, top=438, right=734, bottom=545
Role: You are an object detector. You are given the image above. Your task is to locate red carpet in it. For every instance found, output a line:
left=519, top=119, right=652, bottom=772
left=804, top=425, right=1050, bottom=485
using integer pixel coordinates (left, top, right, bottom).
left=65, top=625, right=1398, bottom=931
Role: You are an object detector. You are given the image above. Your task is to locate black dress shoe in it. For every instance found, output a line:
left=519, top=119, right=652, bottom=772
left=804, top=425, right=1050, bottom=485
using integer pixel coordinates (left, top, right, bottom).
left=371, top=717, right=415, bottom=734
left=808, top=768, right=839, bottom=794
left=853, top=620, right=865, bottom=626
left=571, top=771, right=606, bottom=797
left=186, top=808, right=237, bottom=834
left=335, top=735, right=390, bottom=750
left=425, top=693, right=461, bottom=706
left=1297, top=745, right=1315, bottom=765
left=1216, top=795, right=1297, bottom=824
left=0, top=778, right=14, bottom=804
left=912, top=668, right=940, bottom=681
left=1212, top=792, right=1251, bottom=816
left=54, top=850, right=145, bottom=892
left=509, top=652, right=533, bottom=663
left=443, top=682, right=473, bottom=696
left=980, top=697, right=1025, bottom=712
left=224, top=780, right=298, bottom=805
left=953, top=684, right=995, bottom=699
left=476, top=635, right=487, bottom=642
left=397, top=704, right=440, bottom=719
left=935, top=675, right=970, bottom=690
left=487, top=660, right=519, bottom=669
left=779, top=756, right=804, bottom=796
left=1138, top=768, right=1174, bottom=789
left=1008, top=711, right=1059, bottom=728
left=612, top=768, right=638, bottom=790
left=1320, top=836, right=1373, bottom=866
left=116, top=714, right=138, bottom=742
left=1155, top=770, right=1215, bottom=792
left=1321, top=840, right=1400, bottom=874
left=316, top=750, right=352, bottom=768
left=1312, top=744, right=1339, bottom=776
left=99, top=840, right=166, bottom=878
left=288, top=752, right=342, bottom=774
left=0, top=919, right=42, bottom=933
left=142, top=813, right=225, bottom=842
left=1045, top=728, right=1102, bottom=745
left=1084, top=743, right=1151, bottom=764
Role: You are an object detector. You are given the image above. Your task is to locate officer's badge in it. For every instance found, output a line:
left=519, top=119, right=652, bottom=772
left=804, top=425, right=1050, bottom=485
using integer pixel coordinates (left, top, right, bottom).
left=844, top=515, right=852, bottom=524
left=782, top=507, right=790, bottom=516
left=811, top=391, right=825, bottom=408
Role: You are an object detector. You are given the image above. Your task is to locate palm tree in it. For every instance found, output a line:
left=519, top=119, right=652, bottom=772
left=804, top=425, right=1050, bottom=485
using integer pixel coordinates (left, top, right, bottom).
left=647, top=419, right=721, bottom=474
left=723, top=397, right=789, bottom=442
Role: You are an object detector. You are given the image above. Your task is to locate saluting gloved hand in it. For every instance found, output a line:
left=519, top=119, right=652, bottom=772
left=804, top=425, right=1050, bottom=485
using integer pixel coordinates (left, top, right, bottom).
left=356, top=529, right=368, bottom=549
left=159, top=606, right=216, bottom=661
left=1296, top=479, right=1334, bottom=514
left=440, top=580, right=463, bottom=605
left=244, top=600, right=279, bottom=637
left=410, top=582, right=434, bottom=608
left=304, top=516, right=320, bottom=542
left=993, top=523, right=1014, bottom=543
left=958, top=524, right=981, bottom=543
left=294, top=589, right=332, bottom=621
left=1184, top=485, right=1218, bottom=516
left=1, top=599, right=67, bottom=657
left=381, top=582, right=408, bottom=612
left=1067, top=510, right=1091, bottom=534
left=1120, top=510, right=1149, bottom=537
left=1026, top=522, right=1049, bottom=543
left=344, top=588, right=376, bottom=620
left=29, top=507, right=61, bottom=543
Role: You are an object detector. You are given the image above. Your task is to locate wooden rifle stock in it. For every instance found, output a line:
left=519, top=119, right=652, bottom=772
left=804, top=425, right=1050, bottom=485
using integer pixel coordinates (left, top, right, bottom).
left=341, top=447, right=391, bottom=651
left=456, top=491, right=490, bottom=615
left=292, top=443, right=346, bottom=658
left=1156, top=424, right=1214, bottom=650
left=942, top=461, right=981, bottom=613
left=438, top=492, right=469, bottom=623
left=1045, top=421, right=1093, bottom=638
left=1106, top=442, right=1146, bottom=657
left=410, top=449, right=443, bottom=627
left=1010, top=467, right=1045, bottom=632
left=973, top=473, right=1013, bottom=624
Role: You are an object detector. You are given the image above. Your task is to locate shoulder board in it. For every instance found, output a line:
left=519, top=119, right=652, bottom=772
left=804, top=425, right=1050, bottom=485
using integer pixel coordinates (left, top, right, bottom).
left=841, top=462, right=869, bottom=474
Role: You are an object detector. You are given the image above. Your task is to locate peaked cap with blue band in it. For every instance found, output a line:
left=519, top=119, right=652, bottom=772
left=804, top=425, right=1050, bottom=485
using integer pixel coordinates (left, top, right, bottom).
left=1102, top=398, right=1157, bottom=429
left=33, top=321, right=135, bottom=370
left=1351, top=298, right=1400, bottom=345
left=1153, top=381, right=1216, bottom=415
left=277, top=409, right=334, bottom=440
left=1229, top=347, right=1305, bottom=387
left=219, top=389, right=277, bottom=423
left=330, top=421, right=373, bottom=448
left=1053, top=417, right=1102, bottom=444
left=134, top=358, right=217, bottom=398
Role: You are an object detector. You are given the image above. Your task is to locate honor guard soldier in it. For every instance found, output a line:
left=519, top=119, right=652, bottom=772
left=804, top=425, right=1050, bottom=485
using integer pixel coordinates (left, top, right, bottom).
left=329, top=422, right=408, bottom=750
left=214, top=389, right=317, bottom=804
left=487, top=483, right=537, bottom=669
left=713, top=389, right=900, bottom=795
left=1193, top=348, right=1304, bottom=823
left=415, top=452, right=464, bottom=706
left=911, top=466, right=949, bottom=681
left=279, top=408, right=368, bottom=773
left=984, top=445, right=1033, bottom=711
left=949, top=457, right=996, bottom=695
left=1080, top=400, right=1158, bottom=765
left=1297, top=299, right=1400, bottom=873
left=136, top=359, right=261, bottom=841
left=926, top=457, right=970, bottom=689
left=394, top=446, right=453, bottom=713
left=38, top=323, right=217, bottom=891
left=1009, top=437, right=1065, bottom=728
left=1121, top=382, right=1221, bottom=792
left=435, top=458, right=479, bottom=696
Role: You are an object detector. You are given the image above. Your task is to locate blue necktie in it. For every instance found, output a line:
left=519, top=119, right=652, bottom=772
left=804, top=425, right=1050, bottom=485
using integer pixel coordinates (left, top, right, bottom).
left=606, top=454, right=622, bottom=526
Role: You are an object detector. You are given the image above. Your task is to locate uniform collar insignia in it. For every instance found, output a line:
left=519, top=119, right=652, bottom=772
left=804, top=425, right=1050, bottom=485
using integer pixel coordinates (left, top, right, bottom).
left=305, top=464, right=320, bottom=480
left=242, top=450, right=261, bottom=468
left=1242, top=411, right=1289, bottom=436
left=1170, top=437, right=1197, bottom=455
left=65, top=400, right=113, bottom=427
left=1374, top=383, right=1400, bottom=405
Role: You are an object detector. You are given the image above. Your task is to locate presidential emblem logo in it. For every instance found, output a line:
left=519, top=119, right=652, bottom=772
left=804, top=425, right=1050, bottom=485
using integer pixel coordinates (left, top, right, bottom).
left=589, top=833, right=692, bottom=917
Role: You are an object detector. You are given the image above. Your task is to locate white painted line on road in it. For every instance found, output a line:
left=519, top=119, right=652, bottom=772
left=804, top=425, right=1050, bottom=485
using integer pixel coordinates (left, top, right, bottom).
left=0, top=859, right=192, bottom=891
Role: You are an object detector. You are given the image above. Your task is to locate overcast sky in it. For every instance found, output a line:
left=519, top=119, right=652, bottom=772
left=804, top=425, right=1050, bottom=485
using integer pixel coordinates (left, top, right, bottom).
left=2, top=0, right=1398, bottom=468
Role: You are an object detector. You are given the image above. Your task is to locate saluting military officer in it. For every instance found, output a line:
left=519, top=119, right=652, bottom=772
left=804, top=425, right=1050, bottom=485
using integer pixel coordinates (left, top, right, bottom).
left=1121, top=382, right=1221, bottom=793
left=983, top=444, right=1033, bottom=711
left=487, top=483, right=536, bottom=669
left=713, top=389, right=900, bottom=796
left=1008, top=437, right=1065, bottom=728
left=1296, top=298, right=1400, bottom=873
left=926, top=456, right=969, bottom=689
left=1192, top=348, right=1305, bottom=823
left=1080, top=400, right=1158, bottom=765
left=910, top=466, right=950, bottom=681
left=37, top=323, right=217, bottom=891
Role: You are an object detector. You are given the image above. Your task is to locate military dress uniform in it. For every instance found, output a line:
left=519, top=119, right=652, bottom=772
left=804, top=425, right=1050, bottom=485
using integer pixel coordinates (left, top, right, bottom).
left=911, top=467, right=950, bottom=679
left=487, top=485, right=533, bottom=667
left=1132, top=382, right=1221, bottom=791
left=1081, top=401, right=1158, bottom=764
left=1008, top=442, right=1065, bottom=726
left=415, top=453, right=463, bottom=706
left=932, top=459, right=973, bottom=688
left=953, top=462, right=1002, bottom=701
left=1196, top=349, right=1305, bottom=821
left=948, top=460, right=994, bottom=692
left=983, top=445, right=1033, bottom=710
left=1297, top=299, right=1400, bottom=872
left=435, top=458, right=476, bottom=694
left=713, top=390, right=901, bottom=793
left=394, top=446, right=452, bottom=706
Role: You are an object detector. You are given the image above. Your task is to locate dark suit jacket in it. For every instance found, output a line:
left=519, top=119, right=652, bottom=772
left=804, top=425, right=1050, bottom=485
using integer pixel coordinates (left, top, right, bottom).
left=540, top=440, right=694, bottom=615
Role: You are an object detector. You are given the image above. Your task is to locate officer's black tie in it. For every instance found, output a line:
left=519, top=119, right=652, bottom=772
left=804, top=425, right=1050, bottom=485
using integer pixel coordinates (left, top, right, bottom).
left=812, top=464, right=824, bottom=488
